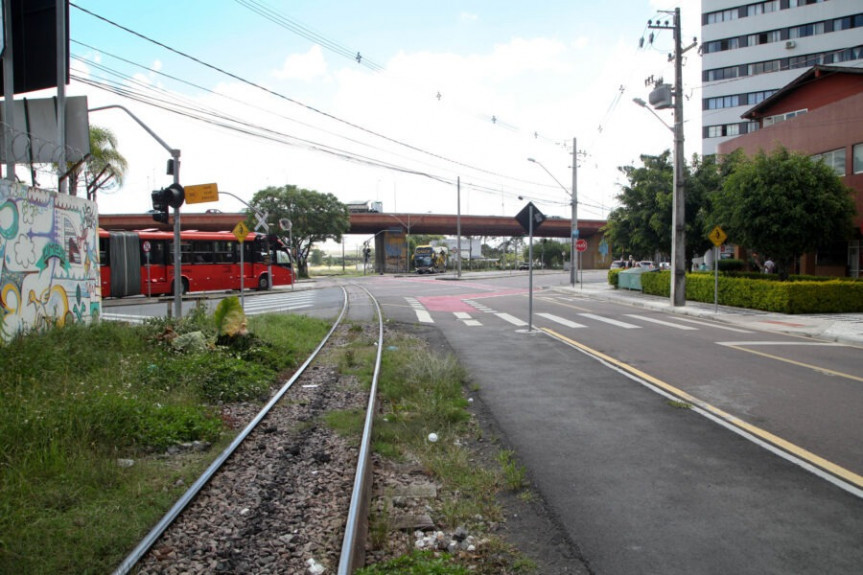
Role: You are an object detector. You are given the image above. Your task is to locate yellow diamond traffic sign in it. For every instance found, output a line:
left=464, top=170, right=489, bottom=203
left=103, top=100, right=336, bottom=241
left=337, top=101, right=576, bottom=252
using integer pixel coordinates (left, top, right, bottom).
left=233, top=221, right=250, bottom=243
left=708, top=225, right=727, bottom=247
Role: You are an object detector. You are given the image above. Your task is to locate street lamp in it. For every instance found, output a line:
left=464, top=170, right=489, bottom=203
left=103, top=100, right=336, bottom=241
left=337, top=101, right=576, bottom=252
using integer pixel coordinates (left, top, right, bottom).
left=632, top=98, right=672, bottom=132
left=527, top=150, right=578, bottom=287
left=633, top=92, right=686, bottom=307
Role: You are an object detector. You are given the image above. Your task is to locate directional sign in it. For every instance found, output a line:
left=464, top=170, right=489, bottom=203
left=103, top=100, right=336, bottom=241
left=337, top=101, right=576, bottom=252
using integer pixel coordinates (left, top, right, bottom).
left=184, top=183, right=219, bottom=204
left=576, top=239, right=588, bottom=252
left=232, top=221, right=250, bottom=243
left=515, top=202, right=546, bottom=233
left=708, top=225, right=727, bottom=247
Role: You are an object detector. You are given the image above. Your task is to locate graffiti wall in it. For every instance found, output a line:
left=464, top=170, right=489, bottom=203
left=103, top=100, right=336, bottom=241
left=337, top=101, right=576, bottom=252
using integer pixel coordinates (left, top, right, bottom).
left=0, top=181, right=101, bottom=343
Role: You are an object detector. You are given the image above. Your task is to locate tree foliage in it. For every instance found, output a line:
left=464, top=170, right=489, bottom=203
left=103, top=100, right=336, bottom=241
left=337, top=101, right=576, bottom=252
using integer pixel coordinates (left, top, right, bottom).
left=249, top=185, right=350, bottom=278
left=605, top=152, right=673, bottom=260
left=711, top=146, right=856, bottom=277
left=67, top=126, right=128, bottom=200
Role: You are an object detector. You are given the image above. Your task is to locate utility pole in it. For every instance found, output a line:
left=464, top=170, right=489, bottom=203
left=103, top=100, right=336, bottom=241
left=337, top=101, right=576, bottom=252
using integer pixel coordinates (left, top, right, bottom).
left=648, top=8, right=693, bottom=307
left=570, top=137, right=578, bottom=288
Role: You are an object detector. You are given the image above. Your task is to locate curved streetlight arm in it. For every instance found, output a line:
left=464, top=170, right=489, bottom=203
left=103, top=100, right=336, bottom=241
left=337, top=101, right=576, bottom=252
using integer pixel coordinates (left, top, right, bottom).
left=527, top=154, right=578, bottom=287
left=89, top=103, right=184, bottom=318
left=89, top=105, right=180, bottom=160
left=527, top=158, right=571, bottom=198
left=632, top=98, right=673, bottom=132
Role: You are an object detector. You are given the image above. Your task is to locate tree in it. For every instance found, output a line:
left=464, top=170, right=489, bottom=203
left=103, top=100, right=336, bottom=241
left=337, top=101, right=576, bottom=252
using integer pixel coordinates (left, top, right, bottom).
left=249, top=185, right=350, bottom=278
left=712, top=146, right=856, bottom=278
left=605, top=151, right=723, bottom=269
left=605, top=152, right=673, bottom=261
left=67, top=126, right=128, bottom=200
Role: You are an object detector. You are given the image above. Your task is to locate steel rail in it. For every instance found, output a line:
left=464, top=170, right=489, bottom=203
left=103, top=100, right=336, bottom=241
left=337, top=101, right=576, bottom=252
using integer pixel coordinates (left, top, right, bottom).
left=112, top=286, right=350, bottom=575
left=338, top=285, right=385, bottom=574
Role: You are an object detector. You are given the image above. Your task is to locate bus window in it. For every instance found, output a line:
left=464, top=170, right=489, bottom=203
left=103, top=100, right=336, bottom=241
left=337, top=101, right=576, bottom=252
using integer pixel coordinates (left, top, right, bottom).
left=275, top=249, right=292, bottom=266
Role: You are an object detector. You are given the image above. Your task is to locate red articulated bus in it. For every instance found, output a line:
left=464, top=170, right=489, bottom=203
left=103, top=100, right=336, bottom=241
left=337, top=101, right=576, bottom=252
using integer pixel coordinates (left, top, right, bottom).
left=99, top=228, right=294, bottom=298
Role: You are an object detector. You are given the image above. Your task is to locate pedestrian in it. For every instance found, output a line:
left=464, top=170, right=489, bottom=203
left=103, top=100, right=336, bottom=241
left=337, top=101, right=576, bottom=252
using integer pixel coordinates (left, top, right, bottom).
left=763, top=258, right=775, bottom=274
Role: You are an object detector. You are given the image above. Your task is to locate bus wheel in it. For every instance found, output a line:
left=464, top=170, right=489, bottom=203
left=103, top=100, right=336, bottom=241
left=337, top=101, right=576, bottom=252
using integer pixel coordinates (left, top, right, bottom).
left=172, top=278, right=189, bottom=296
left=257, top=274, right=270, bottom=291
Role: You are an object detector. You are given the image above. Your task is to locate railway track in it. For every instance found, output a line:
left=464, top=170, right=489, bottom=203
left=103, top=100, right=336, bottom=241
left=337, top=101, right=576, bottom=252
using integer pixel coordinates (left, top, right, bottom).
left=113, top=284, right=383, bottom=574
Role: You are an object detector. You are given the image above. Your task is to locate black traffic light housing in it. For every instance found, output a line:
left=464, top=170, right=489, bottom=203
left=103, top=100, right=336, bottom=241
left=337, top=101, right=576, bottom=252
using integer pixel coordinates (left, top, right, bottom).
left=150, top=183, right=185, bottom=223
left=151, top=189, right=169, bottom=223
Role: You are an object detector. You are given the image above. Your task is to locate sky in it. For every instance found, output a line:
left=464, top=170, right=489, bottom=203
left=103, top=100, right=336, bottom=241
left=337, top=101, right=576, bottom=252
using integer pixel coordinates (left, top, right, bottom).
left=22, top=0, right=702, bottom=248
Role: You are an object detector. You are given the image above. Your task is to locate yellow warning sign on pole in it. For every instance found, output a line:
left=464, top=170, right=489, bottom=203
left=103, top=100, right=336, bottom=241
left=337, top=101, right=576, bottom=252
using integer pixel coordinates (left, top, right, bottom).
left=708, top=226, right=727, bottom=247
left=233, top=221, right=250, bottom=243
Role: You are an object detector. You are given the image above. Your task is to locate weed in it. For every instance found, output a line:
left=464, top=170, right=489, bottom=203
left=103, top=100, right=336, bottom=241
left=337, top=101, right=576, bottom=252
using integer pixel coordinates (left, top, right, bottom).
left=497, top=450, right=528, bottom=491
left=667, top=400, right=692, bottom=409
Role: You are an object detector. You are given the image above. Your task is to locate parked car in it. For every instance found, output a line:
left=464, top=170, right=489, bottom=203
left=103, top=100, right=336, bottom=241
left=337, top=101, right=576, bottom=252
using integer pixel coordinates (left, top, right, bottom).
left=610, top=260, right=625, bottom=269
left=659, top=262, right=670, bottom=270
left=517, top=262, right=530, bottom=270
left=637, top=261, right=656, bottom=270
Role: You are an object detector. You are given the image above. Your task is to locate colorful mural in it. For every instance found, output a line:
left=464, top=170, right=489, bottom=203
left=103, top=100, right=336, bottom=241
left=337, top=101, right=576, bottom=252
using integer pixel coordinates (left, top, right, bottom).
left=0, top=181, right=101, bottom=343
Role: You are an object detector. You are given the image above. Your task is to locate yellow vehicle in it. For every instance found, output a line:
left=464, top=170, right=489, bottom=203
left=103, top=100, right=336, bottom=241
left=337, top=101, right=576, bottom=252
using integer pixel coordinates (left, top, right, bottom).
left=413, top=245, right=447, bottom=274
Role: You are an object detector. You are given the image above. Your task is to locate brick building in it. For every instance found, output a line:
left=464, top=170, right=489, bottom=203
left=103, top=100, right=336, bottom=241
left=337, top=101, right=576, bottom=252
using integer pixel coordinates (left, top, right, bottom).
left=717, top=65, right=863, bottom=277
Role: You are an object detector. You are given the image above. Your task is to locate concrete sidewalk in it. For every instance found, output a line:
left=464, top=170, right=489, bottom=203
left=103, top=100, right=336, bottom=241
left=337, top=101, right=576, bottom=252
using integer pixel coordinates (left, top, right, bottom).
left=559, top=279, right=863, bottom=346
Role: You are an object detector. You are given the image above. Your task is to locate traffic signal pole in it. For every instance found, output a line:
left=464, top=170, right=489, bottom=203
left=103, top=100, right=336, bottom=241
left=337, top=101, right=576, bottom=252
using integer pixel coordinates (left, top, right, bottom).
left=88, top=105, right=184, bottom=317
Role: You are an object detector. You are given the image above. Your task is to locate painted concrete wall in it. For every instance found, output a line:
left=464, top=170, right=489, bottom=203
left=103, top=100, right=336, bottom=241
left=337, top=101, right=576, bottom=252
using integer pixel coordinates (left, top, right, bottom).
left=0, top=181, right=101, bottom=342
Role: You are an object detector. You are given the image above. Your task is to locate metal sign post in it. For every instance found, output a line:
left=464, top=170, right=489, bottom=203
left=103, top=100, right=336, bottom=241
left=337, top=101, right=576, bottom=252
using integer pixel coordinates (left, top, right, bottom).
left=143, top=240, right=152, bottom=298
left=708, top=226, right=727, bottom=313
left=233, top=221, right=250, bottom=309
left=515, top=201, right=546, bottom=333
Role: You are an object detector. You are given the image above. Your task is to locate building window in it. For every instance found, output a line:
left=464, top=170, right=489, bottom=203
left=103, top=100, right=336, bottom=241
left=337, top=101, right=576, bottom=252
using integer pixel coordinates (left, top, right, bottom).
left=853, top=143, right=863, bottom=174
left=748, top=59, right=781, bottom=75
left=706, top=8, right=739, bottom=25
left=763, top=109, right=807, bottom=127
left=812, top=148, right=846, bottom=177
left=747, top=30, right=782, bottom=46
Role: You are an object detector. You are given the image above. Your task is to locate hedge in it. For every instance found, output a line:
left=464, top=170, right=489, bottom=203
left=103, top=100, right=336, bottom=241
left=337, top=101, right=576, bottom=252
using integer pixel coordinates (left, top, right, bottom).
left=615, top=270, right=863, bottom=314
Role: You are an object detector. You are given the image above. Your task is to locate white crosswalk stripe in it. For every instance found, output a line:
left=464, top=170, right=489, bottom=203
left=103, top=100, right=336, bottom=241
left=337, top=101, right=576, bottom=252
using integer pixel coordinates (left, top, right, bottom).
left=405, top=297, right=434, bottom=323
left=243, top=292, right=316, bottom=315
left=537, top=313, right=586, bottom=329
left=101, top=312, right=147, bottom=324
left=496, top=312, right=528, bottom=327
left=454, top=312, right=482, bottom=326
left=578, top=313, right=641, bottom=329
left=465, top=300, right=497, bottom=313
left=624, top=314, right=698, bottom=330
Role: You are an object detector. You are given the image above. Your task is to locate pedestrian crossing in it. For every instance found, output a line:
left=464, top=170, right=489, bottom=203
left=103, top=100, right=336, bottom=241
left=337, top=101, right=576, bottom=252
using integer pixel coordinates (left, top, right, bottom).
left=405, top=296, right=753, bottom=334
left=101, top=291, right=316, bottom=323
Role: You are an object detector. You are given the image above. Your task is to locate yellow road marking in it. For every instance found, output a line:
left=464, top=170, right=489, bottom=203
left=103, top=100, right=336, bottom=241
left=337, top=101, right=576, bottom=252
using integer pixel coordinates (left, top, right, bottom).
left=718, top=344, right=863, bottom=383
left=542, top=327, right=863, bottom=490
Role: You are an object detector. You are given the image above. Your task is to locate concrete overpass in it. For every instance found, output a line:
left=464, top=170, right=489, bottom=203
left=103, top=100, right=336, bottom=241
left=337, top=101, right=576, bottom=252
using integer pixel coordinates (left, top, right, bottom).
left=98, top=212, right=606, bottom=239
left=98, top=212, right=613, bottom=271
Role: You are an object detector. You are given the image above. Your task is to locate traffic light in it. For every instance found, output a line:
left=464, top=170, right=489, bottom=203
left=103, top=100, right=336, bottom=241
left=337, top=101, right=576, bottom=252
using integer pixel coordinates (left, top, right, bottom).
left=150, top=184, right=185, bottom=223
left=363, top=247, right=371, bottom=262
left=151, top=189, right=169, bottom=223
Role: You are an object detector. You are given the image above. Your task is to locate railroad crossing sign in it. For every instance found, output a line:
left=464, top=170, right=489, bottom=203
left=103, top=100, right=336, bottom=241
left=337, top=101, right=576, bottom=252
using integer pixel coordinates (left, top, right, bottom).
left=233, top=221, right=250, bottom=243
left=254, top=210, right=269, bottom=232
left=708, top=225, right=727, bottom=247
left=184, top=182, right=219, bottom=204
left=576, top=239, right=588, bottom=252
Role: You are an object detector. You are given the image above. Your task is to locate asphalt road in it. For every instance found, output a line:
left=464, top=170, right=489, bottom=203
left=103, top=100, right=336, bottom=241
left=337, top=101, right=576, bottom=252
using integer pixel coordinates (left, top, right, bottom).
left=103, top=272, right=863, bottom=573
left=361, top=270, right=863, bottom=575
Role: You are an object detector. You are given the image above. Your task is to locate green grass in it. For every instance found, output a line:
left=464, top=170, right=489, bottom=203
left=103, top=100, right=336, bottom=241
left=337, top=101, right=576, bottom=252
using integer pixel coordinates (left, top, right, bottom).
left=0, top=310, right=329, bottom=574
left=361, top=332, right=533, bottom=573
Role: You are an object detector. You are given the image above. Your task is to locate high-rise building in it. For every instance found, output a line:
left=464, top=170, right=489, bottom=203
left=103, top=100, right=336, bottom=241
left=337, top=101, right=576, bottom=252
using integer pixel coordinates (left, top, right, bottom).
left=701, top=0, right=863, bottom=156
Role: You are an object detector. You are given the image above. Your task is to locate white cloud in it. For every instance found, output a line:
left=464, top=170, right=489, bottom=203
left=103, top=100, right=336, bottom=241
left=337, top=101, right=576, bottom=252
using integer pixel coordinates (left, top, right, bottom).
left=272, top=45, right=328, bottom=81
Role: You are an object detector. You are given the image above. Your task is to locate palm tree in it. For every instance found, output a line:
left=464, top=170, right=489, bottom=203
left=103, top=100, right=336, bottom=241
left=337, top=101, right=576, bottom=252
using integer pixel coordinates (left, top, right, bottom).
left=66, top=125, right=128, bottom=201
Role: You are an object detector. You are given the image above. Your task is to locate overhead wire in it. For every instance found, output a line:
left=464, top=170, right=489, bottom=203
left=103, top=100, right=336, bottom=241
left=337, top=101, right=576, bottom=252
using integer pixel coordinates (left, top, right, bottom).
left=70, top=2, right=648, bottom=218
